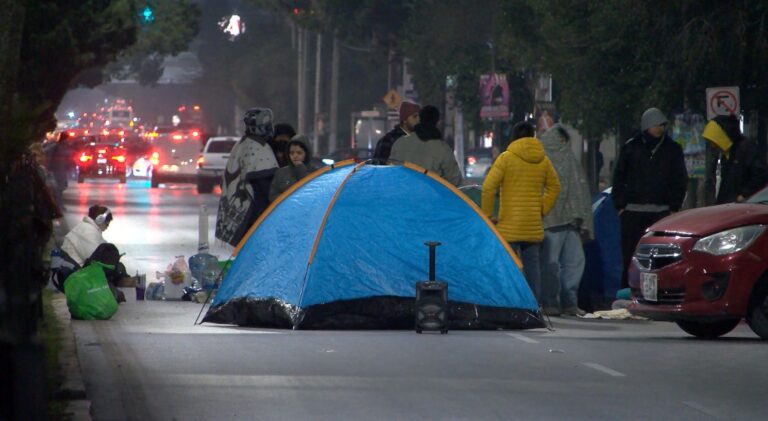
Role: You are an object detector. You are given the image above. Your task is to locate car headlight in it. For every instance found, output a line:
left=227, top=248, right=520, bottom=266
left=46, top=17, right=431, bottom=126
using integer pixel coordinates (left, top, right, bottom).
left=692, top=225, right=765, bottom=256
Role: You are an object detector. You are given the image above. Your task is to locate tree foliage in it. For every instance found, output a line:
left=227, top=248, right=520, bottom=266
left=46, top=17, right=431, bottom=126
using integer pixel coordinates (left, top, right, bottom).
left=0, top=0, right=199, bottom=163
left=106, top=0, right=200, bottom=86
left=279, top=0, right=768, bottom=141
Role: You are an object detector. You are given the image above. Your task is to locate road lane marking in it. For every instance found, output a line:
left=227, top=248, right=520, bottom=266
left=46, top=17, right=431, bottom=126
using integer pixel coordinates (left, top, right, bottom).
left=505, top=333, right=539, bottom=343
left=583, top=362, right=626, bottom=377
left=682, top=401, right=720, bottom=418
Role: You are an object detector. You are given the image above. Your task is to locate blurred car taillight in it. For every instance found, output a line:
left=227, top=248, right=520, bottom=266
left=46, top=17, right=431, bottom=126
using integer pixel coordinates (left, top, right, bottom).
left=197, top=155, right=204, bottom=169
left=112, top=155, right=126, bottom=163
left=467, top=156, right=477, bottom=165
left=79, top=153, right=93, bottom=163
left=150, top=151, right=160, bottom=166
left=172, top=134, right=183, bottom=140
left=192, top=130, right=200, bottom=138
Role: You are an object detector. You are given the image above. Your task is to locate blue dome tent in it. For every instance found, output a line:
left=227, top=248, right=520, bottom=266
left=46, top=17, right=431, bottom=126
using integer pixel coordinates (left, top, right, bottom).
left=204, top=161, right=543, bottom=329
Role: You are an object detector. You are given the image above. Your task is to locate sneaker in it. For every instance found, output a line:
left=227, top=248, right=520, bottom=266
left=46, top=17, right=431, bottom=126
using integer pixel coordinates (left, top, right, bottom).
left=542, top=306, right=561, bottom=316
left=562, top=306, right=586, bottom=317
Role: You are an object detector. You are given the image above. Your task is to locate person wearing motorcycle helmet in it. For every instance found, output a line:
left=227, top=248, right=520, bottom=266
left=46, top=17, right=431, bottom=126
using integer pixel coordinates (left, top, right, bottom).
left=215, top=108, right=279, bottom=246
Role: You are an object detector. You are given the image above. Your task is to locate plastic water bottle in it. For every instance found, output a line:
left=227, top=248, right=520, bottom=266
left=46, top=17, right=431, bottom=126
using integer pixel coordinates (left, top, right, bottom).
left=189, top=243, right=220, bottom=290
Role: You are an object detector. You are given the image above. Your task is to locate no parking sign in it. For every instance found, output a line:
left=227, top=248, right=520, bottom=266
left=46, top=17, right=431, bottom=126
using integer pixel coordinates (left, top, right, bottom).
left=705, top=86, right=740, bottom=120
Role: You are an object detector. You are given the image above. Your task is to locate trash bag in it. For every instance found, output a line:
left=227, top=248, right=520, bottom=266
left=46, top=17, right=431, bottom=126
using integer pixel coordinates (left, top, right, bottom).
left=64, top=262, right=119, bottom=320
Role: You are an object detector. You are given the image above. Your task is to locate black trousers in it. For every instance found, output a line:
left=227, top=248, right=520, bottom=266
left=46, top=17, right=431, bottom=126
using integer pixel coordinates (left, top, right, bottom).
left=620, top=210, right=670, bottom=289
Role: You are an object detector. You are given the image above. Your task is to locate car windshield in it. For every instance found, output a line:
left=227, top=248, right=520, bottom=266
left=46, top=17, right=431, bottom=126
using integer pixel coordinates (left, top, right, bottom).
left=746, top=187, right=768, bottom=204
left=207, top=140, right=236, bottom=153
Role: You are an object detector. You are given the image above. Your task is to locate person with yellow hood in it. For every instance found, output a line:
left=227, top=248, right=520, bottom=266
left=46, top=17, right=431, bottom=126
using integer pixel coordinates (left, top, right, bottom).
left=702, top=115, right=767, bottom=204
left=482, top=121, right=561, bottom=301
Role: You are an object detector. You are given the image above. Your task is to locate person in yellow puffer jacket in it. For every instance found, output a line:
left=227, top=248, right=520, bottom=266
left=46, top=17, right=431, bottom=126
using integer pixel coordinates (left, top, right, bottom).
left=481, top=121, right=561, bottom=301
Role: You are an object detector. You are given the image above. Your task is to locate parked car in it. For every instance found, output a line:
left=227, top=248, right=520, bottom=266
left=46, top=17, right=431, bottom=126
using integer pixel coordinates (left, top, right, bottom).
left=464, top=148, right=494, bottom=181
left=76, top=142, right=127, bottom=183
left=196, top=136, right=238, bottom=194
left=629, top=186, right=768, bottom=339
left=148, top=126, right=204, bottom=188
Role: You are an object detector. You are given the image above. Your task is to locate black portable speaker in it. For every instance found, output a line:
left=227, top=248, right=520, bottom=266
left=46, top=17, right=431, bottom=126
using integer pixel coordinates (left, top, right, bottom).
left=415, top=242, right=448, bottom=334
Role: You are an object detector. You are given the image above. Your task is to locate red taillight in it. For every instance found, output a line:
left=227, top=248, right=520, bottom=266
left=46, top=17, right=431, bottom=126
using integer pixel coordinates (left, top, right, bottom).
left=98, top=149, right=107, bottom=154
left=191, top=130, right=200, bottom=137
left=118, top=130, right=125, bottom=137
left=172, top=134, right=183, bottom=140
left=102, top=129, right=109, bottom=135
left=467, top=156, right=477, bottom=165
left=112, top=155, right=126, bottom=163
left=84, top=129, right=89, bottom=135
left=79, top=154, right=92, bottom=163
left=197, top=155, right=204, bottom=169
left=150, top=151, right=159, bottom=166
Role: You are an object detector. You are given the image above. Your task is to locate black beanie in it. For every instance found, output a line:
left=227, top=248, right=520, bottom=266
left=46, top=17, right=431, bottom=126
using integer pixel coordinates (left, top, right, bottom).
left=419, top=105, right=440, bottom=126
left=87, top=243, right=121, bottom=268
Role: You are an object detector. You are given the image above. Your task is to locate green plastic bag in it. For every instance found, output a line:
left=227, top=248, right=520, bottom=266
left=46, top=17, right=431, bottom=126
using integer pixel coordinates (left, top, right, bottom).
left=64, top=262, right=119, bottom=320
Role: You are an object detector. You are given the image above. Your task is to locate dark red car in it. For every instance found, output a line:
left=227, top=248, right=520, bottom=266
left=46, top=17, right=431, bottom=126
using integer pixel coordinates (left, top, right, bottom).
left=76, top=142, right=127, bottom=183
left=628, top=187, right=768, bottom=339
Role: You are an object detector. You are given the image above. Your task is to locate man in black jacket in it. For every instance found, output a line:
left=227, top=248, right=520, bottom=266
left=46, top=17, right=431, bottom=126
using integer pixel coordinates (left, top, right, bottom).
left=372, top=100, right=420, bottom=163
left=612, top=107, right=688, bottom=289
left=702, top=115, right=768, bottom=204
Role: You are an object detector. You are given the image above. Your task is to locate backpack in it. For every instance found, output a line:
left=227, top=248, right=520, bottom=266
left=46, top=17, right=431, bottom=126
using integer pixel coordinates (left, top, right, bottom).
left=50, top=248, right=81, bottom=293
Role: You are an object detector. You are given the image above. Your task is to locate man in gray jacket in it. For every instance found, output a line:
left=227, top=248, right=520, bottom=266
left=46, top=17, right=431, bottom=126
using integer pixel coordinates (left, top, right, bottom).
left=539, top=125, right=593, bottom=316
left=389, top=105, right=462, bottom=187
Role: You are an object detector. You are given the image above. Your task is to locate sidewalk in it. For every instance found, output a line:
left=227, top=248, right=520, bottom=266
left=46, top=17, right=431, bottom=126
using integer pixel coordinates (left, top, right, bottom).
left=51, top=293, right=91, bottom=420
left=51, top=215, right=92, bottom=420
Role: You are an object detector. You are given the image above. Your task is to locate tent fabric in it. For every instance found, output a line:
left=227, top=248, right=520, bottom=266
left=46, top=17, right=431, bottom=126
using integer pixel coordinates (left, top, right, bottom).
left=204, top=162, right=543, bottom=329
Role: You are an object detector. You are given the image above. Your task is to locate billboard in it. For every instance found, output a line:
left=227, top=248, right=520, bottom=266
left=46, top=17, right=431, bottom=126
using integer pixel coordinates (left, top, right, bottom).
left=480, top=74, right=509, bottom=120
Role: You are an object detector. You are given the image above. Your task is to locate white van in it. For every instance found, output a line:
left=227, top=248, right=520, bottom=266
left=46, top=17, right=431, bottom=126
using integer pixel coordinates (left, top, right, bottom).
left=196, top=136, right=238, bottom=194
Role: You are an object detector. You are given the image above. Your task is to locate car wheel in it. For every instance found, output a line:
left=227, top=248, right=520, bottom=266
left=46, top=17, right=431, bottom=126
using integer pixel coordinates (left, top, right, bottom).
left=675, top=319, right=740, bottom=339
left=747, top=283, right=768, bottom=340
left=197, top=181, right=213, bottom=194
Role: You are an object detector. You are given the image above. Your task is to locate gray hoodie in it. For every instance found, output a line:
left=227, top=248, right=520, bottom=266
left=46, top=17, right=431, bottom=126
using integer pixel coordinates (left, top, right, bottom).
left=540, top=125, right=593, bottom=239
left=269, top=135, right=315, bottom=202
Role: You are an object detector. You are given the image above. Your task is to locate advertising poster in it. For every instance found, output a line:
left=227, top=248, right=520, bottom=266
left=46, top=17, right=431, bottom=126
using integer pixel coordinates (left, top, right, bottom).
left=672, top=112, right=707, bottom=179
left=480, top=74, right=509, bottom=120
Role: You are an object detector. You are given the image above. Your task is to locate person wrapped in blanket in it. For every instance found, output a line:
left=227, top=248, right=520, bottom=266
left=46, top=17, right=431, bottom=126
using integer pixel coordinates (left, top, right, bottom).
left=64, top=243, right=128, bottom=320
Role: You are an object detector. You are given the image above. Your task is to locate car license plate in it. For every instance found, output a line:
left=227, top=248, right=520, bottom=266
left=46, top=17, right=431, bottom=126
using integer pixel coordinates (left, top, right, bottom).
left=641, top=272, right=658, bottom=301
left=97, top=158, right=107, bottom=164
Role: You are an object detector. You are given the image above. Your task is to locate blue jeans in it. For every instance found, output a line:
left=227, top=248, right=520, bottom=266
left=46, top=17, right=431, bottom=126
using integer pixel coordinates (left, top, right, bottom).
left=541, top=226, right=585, bottom=308
left=509, top=241, right=542, bottom=301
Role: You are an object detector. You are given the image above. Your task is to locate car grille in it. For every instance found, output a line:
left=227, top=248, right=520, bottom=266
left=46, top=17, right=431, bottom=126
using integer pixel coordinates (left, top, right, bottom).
left=638, top=287, right=686, bottom=305
left=634, top=244, right=682, bottom=270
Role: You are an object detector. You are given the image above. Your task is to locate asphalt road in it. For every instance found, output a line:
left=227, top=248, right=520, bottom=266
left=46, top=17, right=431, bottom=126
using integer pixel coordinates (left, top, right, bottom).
left=62, top=177, right=768, bottom=421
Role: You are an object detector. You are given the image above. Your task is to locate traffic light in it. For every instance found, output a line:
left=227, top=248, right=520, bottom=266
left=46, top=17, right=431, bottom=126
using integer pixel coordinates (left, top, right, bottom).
left=141, top=6, right=155, bottom=23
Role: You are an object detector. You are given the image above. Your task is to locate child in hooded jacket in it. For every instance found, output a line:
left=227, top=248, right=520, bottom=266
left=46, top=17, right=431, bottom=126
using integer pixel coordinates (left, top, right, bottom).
left=269, top=135, right=316, bottom=203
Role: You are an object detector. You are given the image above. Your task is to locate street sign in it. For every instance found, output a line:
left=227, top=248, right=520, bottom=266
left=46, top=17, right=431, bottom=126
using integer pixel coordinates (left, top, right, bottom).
left=705, top=86, right=740, bottom=120
left=382, top=90, right=401, bottom=110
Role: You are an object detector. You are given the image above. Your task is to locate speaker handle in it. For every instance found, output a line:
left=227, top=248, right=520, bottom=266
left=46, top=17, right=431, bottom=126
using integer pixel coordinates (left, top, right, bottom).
left=424, top=241, right=441, bottom=282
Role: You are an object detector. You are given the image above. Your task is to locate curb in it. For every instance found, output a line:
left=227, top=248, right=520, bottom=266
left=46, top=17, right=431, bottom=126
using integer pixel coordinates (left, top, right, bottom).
left=51, top=293, right=92, bottom=420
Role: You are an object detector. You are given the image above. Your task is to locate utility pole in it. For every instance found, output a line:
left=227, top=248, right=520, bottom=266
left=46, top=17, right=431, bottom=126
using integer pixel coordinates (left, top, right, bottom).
left=313, top=33, right=323, bottom=153
left=329, top=36, right=339, bottom=152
